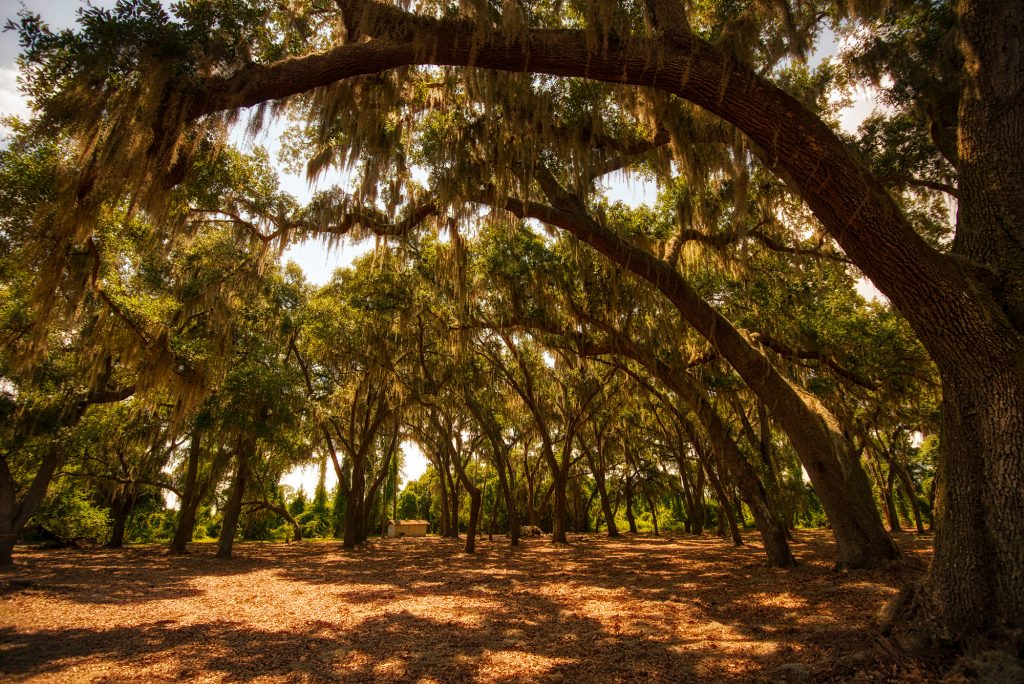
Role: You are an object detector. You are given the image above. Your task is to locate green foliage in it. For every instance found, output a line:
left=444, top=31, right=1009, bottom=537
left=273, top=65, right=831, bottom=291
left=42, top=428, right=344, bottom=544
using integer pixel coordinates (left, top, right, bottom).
left=397, top=471, right=435, bottom=529
left=288, top=488, right=307, bottom=516
left=28, top=480, right=111, bottom=545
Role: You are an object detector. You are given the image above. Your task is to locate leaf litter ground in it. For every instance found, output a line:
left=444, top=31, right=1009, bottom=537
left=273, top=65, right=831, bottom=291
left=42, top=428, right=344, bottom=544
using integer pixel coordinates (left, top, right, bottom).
left=0, top=530, right=935, bottom=682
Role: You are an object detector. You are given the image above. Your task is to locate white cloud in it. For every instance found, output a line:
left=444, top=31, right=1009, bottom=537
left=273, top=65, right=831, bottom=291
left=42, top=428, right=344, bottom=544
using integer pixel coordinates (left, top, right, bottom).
left=0, top=66, right=29, bottom=124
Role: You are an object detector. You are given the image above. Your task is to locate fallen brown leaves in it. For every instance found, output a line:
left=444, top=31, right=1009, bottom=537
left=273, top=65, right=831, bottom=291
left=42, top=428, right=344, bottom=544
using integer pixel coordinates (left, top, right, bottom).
left=0, top=530, right=935, bottom=683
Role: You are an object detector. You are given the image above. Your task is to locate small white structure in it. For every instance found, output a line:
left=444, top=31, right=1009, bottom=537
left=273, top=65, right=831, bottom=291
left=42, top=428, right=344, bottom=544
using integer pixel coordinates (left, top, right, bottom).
left=386, top=519, right=429, bottom=538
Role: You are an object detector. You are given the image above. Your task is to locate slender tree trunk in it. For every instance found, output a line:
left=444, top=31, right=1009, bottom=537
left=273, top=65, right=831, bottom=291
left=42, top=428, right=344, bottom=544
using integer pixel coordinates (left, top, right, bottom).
left=170, top=434, right=204, bottom=554
left=585, top=446, right=618, bottom=538
left=170, top=500, right=200, bottom=553
left=465, top=488, right=481, bottom=552
left=551, top=468, right=568, bottom=543
left=487, top=484, right=497, bottom=541
left=434, top=462, right=451, bottom=537
left=889, top=456, right=926, bottom=535
left=452, top=453, right=482, bottom=553
left=381, top=477, right=387, bottom=539
left=677, top=455, right=699, bottom=534
left=608, top=340, right=791, bottom=563
left=686, top=405, right=793, bottom=564
left=332, top=485, right=345, bottom=538
left=899, top=466, right=926, bottom=535
left=342, top=497, right=360, bottom=549
left=705, top=462, right=742, bottom=546
left=624, top=476, right=638, bottom=534
left=870, top=455, right=901, bottom=533
left=497, top=463, right=520, bottom=546
left=445, top=466, right=460, bottom=539
left=526, top=476, right=541, bottom=528
left=0, top=443, right=62, bottom=568
left=595, top=474, right=618, bottom=538
left=885, top=467, right=902, bottom=533
left=217, top=452, right=249, bottom=559
left=645, top=490, right=659, bottom=536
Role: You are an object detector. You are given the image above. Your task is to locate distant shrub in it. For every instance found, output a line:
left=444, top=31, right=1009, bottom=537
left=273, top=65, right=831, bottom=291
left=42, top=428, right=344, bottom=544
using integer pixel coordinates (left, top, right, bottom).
left=27, top=482, right=110, bottom=546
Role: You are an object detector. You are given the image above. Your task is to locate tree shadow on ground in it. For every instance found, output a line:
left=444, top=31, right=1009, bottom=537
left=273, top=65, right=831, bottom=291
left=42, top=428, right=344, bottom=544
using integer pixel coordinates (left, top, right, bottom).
left=0, top=594, right=733, bottom=682
left=2, top=543, right=267, bottom=605
left=0, top=531, right=935, bottom=681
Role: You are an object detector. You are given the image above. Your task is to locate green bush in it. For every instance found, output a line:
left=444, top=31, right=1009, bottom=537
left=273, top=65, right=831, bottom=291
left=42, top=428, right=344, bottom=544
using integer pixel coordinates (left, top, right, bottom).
left=28, top=482, right=110, bottom=545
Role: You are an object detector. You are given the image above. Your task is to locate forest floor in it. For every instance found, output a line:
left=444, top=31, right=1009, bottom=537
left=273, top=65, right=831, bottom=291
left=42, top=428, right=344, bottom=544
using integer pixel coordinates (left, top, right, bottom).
left=0, top=530, right=938, bottom=683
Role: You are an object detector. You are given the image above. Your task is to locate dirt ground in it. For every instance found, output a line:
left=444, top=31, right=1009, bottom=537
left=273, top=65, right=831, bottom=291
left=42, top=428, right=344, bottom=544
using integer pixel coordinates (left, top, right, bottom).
left=0, top=530, right=935, bottom=683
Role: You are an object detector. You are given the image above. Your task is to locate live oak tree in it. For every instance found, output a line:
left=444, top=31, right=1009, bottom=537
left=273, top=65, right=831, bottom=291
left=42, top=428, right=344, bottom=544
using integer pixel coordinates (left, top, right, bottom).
left=62, top=400, right=180, bottom=548
left=298, top=254, right=409, bottom=548
left=8, top=0, right=1023, bottom=652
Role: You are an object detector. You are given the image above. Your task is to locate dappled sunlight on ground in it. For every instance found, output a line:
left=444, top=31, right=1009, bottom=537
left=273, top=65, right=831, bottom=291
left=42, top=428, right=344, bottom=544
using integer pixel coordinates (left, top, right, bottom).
left=0, top=530, right=935, bottom=682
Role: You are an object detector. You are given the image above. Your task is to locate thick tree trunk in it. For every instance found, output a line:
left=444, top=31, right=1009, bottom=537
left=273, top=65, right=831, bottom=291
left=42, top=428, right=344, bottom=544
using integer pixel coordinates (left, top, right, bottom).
left=0, top=535, right=13, bottom=568
left=917, top=366, right=1024, bottom=646
left=899, top=0, right=1024, bottom=647
left=217, top=453, right=249, bottom=559
left=343, top=452, right=366, bottom=549
left=107, top=495, right=134, bottom=548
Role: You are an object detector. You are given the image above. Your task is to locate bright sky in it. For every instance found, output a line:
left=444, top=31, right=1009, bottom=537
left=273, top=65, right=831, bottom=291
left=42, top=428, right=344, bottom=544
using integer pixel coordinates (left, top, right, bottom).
left=0, top=0, right=890, bottom=494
